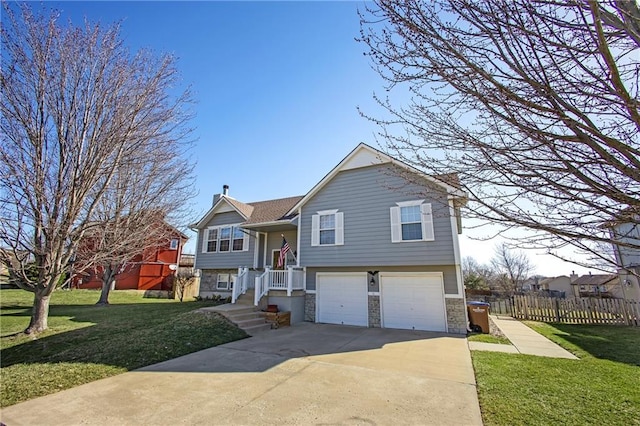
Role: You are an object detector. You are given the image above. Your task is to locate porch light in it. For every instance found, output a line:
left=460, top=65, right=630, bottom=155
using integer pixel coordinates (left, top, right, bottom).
left=367, top=270, right=378, bottom=286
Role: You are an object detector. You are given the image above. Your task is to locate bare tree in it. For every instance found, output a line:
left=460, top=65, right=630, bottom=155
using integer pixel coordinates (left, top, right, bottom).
left=173, top=269, right=197, bottom=302
left=0, top=4, right=194, bottom=333
left=462, top=256, right=493, bottom=290
left=491, top=244, right=534, bottom=295
left=77, top=136, right=193, bottom=306
left=359, top=0, right=640, bottom=269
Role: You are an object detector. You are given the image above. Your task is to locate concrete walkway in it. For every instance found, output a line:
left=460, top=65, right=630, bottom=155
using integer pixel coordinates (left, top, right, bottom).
left=472, top=315, right=578, bottom=359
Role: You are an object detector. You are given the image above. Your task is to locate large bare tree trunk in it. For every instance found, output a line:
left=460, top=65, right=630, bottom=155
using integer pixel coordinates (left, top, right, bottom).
left=25, top=290, right=51, bottom=334
left=97, top=266, right=114, bottom=306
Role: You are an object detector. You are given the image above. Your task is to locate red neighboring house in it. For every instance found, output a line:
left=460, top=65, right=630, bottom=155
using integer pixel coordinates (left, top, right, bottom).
left=75, top=225, right=188, bottom=292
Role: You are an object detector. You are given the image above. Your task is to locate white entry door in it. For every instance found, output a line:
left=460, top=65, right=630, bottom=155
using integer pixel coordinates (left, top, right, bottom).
left=317, top=273, right=368, bottom=327
left=380, top=272, right=447, bottom=332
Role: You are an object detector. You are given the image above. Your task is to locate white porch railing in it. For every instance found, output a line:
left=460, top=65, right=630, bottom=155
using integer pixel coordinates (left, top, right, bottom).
left=231, top=267, right=249, bottom=304
left=254, top=267, right=270, bottom=306
left=253, top=266, right=306, bottom=305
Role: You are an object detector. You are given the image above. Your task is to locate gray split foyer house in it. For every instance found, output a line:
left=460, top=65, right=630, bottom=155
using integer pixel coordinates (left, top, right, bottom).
left=191, top=144, right=469, bottom=334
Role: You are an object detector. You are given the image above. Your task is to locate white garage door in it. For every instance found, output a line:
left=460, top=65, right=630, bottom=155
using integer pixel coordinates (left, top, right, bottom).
left=317, top=273, right=368, bottom=327
left=380, top=273, right=447, bottom=332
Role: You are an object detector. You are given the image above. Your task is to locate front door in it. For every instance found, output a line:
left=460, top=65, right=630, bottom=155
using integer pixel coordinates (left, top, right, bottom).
left=272, top=250, right=284, bottom=270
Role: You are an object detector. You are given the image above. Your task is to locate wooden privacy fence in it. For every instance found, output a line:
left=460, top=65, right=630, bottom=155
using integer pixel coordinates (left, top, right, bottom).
left=490, top=295, right=640, bottom=326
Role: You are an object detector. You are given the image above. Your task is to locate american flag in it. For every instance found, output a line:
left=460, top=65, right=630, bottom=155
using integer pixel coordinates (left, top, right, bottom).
left=277, top=237, right=291, bottom=268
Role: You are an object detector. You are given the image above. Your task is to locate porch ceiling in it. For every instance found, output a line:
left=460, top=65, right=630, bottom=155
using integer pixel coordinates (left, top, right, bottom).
left=242, top=221, right=297, bottom=233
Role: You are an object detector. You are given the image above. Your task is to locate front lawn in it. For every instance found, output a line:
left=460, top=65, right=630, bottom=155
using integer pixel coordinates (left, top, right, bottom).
left=0, top=289, right=247, bottom=407
left=467, top=332, right=510, bottom=345
left=472, top=322, right=640, bottom=425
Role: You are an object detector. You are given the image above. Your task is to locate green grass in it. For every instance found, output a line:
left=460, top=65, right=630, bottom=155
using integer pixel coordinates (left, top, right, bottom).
left=467, top=332, right=511, bottom=345
left=0, top=289, right=247, bottom=407
left=472, top=322, right=640, bottom=426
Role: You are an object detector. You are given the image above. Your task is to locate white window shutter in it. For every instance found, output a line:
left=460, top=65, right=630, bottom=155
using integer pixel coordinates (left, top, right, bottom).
left=390, top=206, right=401, bottom=243
left=242, top=228, right=250, bottom=251
left=421, top=203, right=435, bottom=241
left=202, top=229, right=209, bottom=252
left=335, top=212, right=344, bottom=245
left=311, top=214, right=320, bottom=246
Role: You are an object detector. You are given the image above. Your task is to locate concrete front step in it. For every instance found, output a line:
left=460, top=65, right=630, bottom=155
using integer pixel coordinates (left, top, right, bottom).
left=242, top=322, right=272, bottom=335
left=227, top=311, right=266, bottom=322
left=205, top=302, right=272, bottom=336
left=209, top=305, right=256, bottom=316
left=235, top=317, right=269, bottom=329
left=234, top=292, right=255, bottom=305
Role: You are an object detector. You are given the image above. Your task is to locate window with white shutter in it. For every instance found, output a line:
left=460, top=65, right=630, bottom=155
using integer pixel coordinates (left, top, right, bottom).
left=390, top=200, right=435, bottom=242
left=311, top=210, right=343, bottom=246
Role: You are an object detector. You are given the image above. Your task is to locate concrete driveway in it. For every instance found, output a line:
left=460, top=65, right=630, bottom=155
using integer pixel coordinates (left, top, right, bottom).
left=1, top=323, right=482, bottom=425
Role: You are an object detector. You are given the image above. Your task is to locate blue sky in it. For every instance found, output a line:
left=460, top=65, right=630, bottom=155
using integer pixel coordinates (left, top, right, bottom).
left=12, top=1, right=592, bottom=276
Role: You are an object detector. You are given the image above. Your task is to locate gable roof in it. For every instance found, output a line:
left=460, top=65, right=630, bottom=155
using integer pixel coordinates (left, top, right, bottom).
left=243, top=196, right=304, bottom=225
left=571, top=274, right=618, bottom=286
left=192, top=195, right=303, bottom=229
left=539, top=276, right=569, bottom=286
left=192, top=196, right=249, bottom=229
left=225, top=197, right=254, bottom=219
left=286, top=143, right=467, bottom=215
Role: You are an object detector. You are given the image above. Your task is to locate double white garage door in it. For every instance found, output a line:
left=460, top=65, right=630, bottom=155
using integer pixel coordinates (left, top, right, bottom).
left=316, top=272, right=447, bottom=332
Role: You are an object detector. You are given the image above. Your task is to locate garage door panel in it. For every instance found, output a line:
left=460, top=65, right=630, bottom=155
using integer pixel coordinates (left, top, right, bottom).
left=381, top=274, right=446, bottom=332
left=317, top=274, right=368, bottom=327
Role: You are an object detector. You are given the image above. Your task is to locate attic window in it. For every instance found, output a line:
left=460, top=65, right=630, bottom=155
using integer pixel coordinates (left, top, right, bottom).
left=169, top=239, right=179, bottom=250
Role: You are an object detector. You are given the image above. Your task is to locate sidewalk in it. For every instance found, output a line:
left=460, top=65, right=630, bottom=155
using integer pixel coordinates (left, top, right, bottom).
left=470, top=315, right=578, bottom=359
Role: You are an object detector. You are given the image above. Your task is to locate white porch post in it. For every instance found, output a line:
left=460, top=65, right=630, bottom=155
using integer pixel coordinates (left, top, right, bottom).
left=232, top=267, right=241, bottom=304
left=254, top=276, right=260, bottom=306
left=287, top=266, right=293, bottom=296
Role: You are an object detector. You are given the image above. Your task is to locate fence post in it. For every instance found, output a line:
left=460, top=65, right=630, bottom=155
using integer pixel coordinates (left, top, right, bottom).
left=555, top=298, right=561, bottom=322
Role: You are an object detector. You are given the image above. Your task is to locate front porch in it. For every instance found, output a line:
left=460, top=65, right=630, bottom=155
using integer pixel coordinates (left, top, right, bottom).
left=232, top=266, right=305, bottom=306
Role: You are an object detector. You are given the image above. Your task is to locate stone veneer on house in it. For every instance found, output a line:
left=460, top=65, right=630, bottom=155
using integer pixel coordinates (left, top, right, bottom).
left=445, top=298, right=468, bottom=334
left=198, top=270, right=236, bottom=297
left=199, top=270, right=218, bottom=295
left=304, top=293, right=316, bottom=322
left=368, top=295, right=381, bottom=328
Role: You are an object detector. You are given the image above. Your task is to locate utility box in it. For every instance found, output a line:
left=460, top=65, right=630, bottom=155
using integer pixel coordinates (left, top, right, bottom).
left=467, top=301, right=490, bottom=334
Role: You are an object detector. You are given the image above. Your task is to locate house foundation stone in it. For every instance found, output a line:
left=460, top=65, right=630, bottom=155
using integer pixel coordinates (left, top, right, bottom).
left=199, top=270, right=218, bottom=296
left=304, top=293, right=316, bottom=322
left=368, top=295, right=381, bottom=327
left=446, top=298, right=467, bottom=334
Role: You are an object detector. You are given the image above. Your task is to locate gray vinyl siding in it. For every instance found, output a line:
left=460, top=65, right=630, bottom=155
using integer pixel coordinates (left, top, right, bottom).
left=304, top=265, right=459, bottom=295
left=194, top=211, right=255, bottom=269
left=299, top=164, right=456, bottom=268
left=265, top=230, right=298, bottom=267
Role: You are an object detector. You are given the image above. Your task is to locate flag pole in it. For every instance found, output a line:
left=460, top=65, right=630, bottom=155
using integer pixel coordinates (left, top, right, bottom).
left=281, top=233, right=297, bottom=263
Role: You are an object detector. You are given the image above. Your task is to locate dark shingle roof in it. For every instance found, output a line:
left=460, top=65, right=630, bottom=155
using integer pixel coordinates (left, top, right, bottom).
left=572, top=274, right=618, bottom=286
left=224, top=197, right=254, bottom=219
left=242, top=196, right=304, bottom=225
